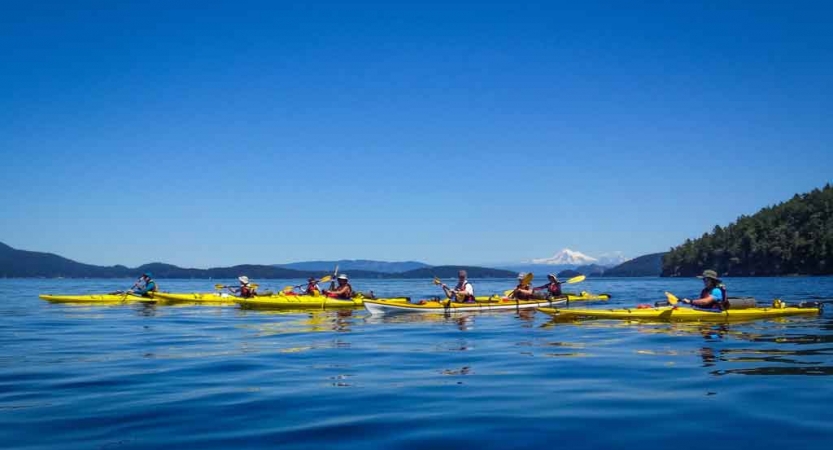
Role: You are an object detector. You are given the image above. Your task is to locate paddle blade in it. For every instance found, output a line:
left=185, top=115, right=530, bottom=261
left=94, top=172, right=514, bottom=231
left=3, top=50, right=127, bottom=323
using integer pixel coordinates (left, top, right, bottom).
left=319, top=275, right=332, bottom=284
left=503, top=289, right=515, bottom=297
left=664, top=292, right=679, bottom=305
left=566, top=275, right=586, bottom=284
left=281, top=285, right=294, bottom=293
left=522, top=272, right=534, bottom=285
left=214, top=284, right=225, bottom=289
left=433, top=277, right=442, bottom=285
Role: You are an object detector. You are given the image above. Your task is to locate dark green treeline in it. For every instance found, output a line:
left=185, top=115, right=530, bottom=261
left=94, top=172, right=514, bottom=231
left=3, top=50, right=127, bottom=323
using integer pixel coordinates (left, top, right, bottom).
left=662, top=183, right=833, bottom=277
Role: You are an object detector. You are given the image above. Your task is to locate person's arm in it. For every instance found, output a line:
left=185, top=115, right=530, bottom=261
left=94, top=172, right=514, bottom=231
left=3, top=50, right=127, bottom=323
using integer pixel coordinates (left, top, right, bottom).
left=441, top=284, right=454, bottom=298
left=684, top=292, right=716, bottom=307
left=532, top=283, right=548, bottom=291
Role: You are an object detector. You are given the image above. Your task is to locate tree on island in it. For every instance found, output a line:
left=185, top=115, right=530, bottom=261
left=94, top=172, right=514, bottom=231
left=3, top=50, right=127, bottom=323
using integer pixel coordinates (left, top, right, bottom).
left=662, top=183, right=833, bottom=277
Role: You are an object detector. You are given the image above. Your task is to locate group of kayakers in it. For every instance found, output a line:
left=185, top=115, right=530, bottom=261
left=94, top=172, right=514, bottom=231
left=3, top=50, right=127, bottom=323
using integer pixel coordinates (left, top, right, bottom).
left=126, top=268, right=729, bottom=310
left=438, top=268, right=728, bottom=310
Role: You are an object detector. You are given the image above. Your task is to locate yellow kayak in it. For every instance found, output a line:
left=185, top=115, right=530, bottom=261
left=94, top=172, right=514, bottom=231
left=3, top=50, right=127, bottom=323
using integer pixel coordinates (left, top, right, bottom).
left=538, top=303, right=823, bottom=322
left=364, top=297, right=567, bottom=314
left=145, top=291, right=239, bottom=305
left=235, top=293, right=410, bottom=309
left=39, top=293, right=156, bottom=304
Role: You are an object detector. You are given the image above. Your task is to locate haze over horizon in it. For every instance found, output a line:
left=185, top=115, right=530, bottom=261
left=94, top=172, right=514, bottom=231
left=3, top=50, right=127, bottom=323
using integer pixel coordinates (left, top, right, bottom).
left=2, top=1, right=831, bottom=267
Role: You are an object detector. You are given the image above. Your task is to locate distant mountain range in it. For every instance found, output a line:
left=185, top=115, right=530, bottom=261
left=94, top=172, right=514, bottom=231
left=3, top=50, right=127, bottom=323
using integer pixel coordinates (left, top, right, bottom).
left=274, top=259, right=430, bottom=273
left=0, top=242, right=514, bottom=279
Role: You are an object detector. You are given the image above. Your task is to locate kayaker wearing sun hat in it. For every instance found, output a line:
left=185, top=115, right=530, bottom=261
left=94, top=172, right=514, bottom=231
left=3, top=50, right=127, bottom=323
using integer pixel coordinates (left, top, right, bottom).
left=533, top=273, right=563, bottom=298
left=324, top=274, right=353, bottom=299
left=682, top=270, right=727, bottom=310
left=229, top=276, right=257, bottom=298
left=131, top=272, right=158, bottom=298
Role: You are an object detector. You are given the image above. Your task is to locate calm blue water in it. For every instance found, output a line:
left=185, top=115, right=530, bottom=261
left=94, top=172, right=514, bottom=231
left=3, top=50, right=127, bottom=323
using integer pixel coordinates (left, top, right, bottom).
left=2, top=277, right=832, bottom=449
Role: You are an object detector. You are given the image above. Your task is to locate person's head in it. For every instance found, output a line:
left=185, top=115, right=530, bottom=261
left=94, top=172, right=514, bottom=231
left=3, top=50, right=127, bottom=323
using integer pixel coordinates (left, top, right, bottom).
left=547, top=273, right=559, bottom=283
left=517, top=273, right=529, bottom=286
left=142, top=272, right=152, bottom=280
left=697, top=270, right=721, bottom=287
left=337, top=274, right=349, bottom=284
left=308, top=277, right=317, bottom=283
left=457, top=270, right=467, bottom=280
left=238, top=275, right=250, bottom=285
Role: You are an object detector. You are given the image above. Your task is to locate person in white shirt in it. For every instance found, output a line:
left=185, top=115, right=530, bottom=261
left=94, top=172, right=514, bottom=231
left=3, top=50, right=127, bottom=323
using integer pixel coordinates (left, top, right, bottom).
left=440, top=270, right=475, bottom=303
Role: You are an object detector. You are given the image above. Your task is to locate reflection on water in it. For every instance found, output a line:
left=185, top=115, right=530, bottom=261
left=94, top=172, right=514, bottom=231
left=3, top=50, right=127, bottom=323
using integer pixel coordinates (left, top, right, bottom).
left=3, top=277, right=833, bottom=449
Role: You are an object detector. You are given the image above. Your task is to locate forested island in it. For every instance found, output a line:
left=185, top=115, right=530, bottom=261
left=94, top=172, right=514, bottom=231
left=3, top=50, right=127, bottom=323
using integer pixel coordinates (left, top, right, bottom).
left=662, top=184, right=833, bottom=277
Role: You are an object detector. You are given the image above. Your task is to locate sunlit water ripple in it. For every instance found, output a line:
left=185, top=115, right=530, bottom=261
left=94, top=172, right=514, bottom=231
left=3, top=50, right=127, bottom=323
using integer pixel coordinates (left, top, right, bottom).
left=1, top=277, right=832, bottom=449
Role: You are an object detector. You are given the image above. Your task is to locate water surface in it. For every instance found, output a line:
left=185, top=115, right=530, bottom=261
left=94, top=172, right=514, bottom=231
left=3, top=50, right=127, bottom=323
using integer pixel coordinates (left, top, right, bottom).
left=1, top=277, right=832, bottom=449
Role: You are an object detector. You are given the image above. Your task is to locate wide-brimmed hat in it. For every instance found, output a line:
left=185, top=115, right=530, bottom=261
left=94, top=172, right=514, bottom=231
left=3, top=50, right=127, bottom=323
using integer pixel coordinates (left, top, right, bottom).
left=337, top=274, right=349, bottom=281
left=308, top=277, right=317, bottom=282
left=517, top=272, right=527, bottom=280
left=238, top=276, right=250, bottom=284
left=697, top=270, right=721, bottom=282
left=547, top=273, right=559, bottom=281
left=142, top=272, right=153, bottom=278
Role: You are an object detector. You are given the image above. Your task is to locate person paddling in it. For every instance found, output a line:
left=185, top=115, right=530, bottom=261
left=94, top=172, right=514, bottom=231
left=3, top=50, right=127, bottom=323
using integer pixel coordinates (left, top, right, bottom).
left=533, top=273, right=562, bottom=298
left=303, top=277, right=321, bottom=295
left=682, top=270, right=727, bottom=310
left=229, top=276, right=257, bottom=298
left=440, top=270, right=475, bottom=303
left=509, top=273, right=535, bottom=300
left=324, top=274, right=353, bottom=299
left=131, top=272, right=158, bottom=298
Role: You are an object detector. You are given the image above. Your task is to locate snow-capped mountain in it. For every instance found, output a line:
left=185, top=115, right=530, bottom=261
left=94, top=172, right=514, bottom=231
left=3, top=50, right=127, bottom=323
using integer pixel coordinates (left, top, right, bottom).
left=529, top=249, right=599, bottom=266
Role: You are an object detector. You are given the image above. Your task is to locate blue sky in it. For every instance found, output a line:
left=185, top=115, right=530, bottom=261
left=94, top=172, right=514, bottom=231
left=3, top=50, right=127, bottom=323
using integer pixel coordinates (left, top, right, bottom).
left=1, top=1, right=831, bottom=268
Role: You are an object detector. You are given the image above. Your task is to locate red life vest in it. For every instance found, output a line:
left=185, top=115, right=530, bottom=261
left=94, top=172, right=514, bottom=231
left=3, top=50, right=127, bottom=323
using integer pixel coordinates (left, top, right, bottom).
left=327, top=283, right=353, bottom=299
left=306, top=281, right=320, bottom=295
left=547, top=282, right=562, bottom=296
left=240, top=285, right=255, bottom=298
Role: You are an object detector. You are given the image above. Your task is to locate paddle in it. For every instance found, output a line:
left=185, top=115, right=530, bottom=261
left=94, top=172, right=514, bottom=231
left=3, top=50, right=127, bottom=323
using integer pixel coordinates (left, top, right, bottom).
left=281, top=275, right=333, bottom=293
left=665, top=291, right=679, bottom=305
left=504, top=272, right=536, bottom=297
left=215, top=283, right=259, bottom=290
left=121, top=278, right=143, bottom=302
left=503, top=274, right=587, bottom=297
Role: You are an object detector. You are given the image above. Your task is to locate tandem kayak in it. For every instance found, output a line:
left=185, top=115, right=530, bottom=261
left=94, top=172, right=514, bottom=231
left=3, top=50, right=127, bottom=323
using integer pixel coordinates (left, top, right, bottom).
left=235, top=293, right=411, bottom=309
left=364, top=297, right=568, bottom=314
left=39, top=293, right=156, bottom=304
left=537, top=303, right=823, bottom=322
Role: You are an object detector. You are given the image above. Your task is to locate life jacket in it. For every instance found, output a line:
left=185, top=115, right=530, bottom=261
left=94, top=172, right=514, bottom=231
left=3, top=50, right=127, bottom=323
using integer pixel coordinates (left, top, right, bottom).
left=700, top=284, right=728, bottom=310
left=514, top=284, right=534, bottom=300
left=240, top=284, right=256, bottom=298
left=547, top=282, right=562, bottom=296
left=454, top=281, right=475, bottom=302
left=327, top=283, right=353, bottom=299
left=306, top=281, right=320, bottom=295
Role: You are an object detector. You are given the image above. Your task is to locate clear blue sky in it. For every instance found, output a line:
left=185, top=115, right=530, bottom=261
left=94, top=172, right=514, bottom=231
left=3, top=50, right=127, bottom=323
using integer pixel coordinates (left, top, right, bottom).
left=1, top=1, right=831, bottom=268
